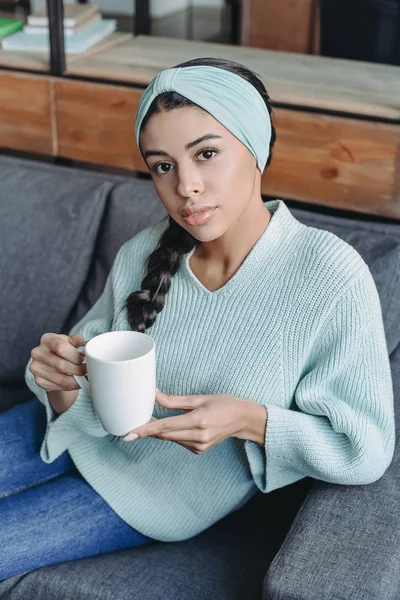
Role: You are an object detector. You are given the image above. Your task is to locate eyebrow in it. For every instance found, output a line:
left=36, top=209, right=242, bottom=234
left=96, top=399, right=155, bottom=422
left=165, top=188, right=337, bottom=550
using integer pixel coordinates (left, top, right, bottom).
left=143, top=133, right=222, bottom=159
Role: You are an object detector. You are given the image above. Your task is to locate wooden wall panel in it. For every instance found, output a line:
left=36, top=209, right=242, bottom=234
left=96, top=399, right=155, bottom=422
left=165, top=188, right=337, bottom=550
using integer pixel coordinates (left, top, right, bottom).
left=55, top=79, right=145, bottom=171
left=266, top=109, right=400, bottom=218
left=241, top=0, right=317, bottom=54
left=0, top=71, right=54, bottom=155
left=55, top=78, right=400, bottom=219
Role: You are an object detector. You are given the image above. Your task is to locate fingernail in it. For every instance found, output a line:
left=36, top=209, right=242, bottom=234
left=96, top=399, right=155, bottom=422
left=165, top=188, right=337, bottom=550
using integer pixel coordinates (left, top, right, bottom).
left=123, top=432, right=139, bottom=441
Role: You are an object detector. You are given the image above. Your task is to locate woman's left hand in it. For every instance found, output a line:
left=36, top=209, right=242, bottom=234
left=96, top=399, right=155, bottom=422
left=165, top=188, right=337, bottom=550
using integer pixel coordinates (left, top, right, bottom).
left=123, top=389, right=267, bottom=454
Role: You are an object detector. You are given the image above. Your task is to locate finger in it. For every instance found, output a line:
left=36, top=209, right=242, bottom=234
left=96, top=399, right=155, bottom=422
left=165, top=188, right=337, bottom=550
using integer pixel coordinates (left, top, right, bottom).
left=49, top=338, right=86, bottom=367
left=69, top=334, right=87, bottom=349
left=30, top=362, right=80, bottom=391
left=155, top=391, right=200, bottom=411
left=177, top=442, right=194, bottom=452
left=176, top=441, right=205, bottom=455
left=50, top=346, right=87, bottom=376
left=130, top=413, right=197, bottom=438
left=37, top=347, right=87, bottom=377
left=153, top=429, right=202, bottom=442
left=40, top=333, right=83, bottom=364
left=32, top=373, right=78, bottom=393
left=168, top=441, right=193, bottom=452
left=30, top=376, right=59, bottom=392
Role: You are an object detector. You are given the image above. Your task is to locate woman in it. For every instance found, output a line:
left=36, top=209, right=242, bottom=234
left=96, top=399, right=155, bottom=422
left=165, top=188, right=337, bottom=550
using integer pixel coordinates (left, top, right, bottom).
left=0, top=57, right=395, bottom=581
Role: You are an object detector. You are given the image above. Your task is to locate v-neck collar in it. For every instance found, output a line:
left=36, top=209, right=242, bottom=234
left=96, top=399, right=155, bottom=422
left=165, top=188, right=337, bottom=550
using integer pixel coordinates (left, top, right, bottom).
left=182, top=200, right=300, bottom=297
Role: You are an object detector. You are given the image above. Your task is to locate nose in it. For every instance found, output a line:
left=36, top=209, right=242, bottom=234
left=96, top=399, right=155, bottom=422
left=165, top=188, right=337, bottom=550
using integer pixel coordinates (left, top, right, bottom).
left=176, top=162, right=204, bottom=198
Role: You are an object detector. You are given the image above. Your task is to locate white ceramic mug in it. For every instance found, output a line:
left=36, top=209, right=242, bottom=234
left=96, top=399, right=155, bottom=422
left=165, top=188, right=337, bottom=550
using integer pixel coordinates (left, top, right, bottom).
left=73, top=330, right=156, bottom=436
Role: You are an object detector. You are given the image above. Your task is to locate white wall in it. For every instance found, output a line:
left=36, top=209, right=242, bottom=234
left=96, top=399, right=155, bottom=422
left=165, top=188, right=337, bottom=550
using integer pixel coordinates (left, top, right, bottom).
left=151, top=0, right=188, bottom=18
left=193, top=0, right=223, bottom=5
left=31, top=0, right=223, bottom=18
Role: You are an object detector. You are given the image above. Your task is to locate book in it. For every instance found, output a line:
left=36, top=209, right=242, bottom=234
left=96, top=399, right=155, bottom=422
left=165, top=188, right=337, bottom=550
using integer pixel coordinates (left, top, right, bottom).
left=2, top=18, right=117, bottom=54
left=23, top=13, right=101, bottom=37
left=67, top=32, right=132, bottom=64
left=0, top=17, right=23, bottom=41
left=27, top=3, right=98, bottom=28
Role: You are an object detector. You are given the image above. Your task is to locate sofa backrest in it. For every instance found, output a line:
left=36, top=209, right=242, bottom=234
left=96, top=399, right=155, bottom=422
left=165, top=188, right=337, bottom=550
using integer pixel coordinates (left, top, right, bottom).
left=0, top=156, right=112, bottom=385
left=64, top=178, right=167, bottom=332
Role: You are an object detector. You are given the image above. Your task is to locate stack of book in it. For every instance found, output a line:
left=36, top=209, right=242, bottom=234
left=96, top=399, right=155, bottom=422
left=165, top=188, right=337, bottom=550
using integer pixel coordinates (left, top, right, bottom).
left=0, top=17, right=23, bottom=42
left=1, top=3, right=117, bottom=54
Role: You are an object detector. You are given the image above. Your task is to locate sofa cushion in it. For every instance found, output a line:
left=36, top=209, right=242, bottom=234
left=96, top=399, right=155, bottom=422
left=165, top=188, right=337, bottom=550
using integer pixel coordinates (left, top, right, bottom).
left=289, top=203, right=400, bottom=355
left=0, top=477, right=314, bottom=600
left=0, top=156, right=110, bottom=398
left=63, top=179, right=168, bottom=332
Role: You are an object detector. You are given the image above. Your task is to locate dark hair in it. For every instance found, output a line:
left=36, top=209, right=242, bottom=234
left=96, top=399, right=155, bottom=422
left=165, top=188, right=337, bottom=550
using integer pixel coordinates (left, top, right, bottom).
left=126, top=57, right=276, bottom=332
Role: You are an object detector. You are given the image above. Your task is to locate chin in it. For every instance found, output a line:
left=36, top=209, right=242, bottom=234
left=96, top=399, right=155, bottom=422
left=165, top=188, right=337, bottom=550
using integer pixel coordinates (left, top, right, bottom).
left=192, top=229, right=224, bottom=243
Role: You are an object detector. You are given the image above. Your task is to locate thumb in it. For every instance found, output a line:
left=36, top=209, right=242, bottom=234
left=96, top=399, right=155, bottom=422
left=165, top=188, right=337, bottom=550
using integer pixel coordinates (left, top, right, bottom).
left=69, top=334, right=87, bottom=348
left=155, top=390, right=192, bottom=411
left=155, top=389, right=170, bottom=404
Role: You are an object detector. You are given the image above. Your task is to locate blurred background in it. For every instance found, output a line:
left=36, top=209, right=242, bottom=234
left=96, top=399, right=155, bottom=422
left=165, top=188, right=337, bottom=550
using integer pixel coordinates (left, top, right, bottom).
left=0, top=0, right=399, bottom=64
left=1, top=0, right=399, bottom=223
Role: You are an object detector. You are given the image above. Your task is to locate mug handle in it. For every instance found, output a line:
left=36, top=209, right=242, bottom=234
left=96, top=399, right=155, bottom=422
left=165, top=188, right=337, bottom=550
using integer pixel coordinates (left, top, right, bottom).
left=73, top=345, right=90, bottom=396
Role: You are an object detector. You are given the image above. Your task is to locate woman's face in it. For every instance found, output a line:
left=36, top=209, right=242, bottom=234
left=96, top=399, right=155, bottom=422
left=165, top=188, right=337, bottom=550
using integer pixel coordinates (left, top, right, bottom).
left=139, top=106, right=263, bottom=243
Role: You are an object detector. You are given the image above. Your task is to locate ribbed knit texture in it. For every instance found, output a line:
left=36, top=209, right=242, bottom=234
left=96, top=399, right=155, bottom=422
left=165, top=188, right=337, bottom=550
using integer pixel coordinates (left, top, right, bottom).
left=25, top=200, right=396, bottom=542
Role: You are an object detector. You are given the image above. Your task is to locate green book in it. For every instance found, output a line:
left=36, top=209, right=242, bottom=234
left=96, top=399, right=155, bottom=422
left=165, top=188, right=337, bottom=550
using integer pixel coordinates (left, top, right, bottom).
left=0, top=18, right=24, bottom=42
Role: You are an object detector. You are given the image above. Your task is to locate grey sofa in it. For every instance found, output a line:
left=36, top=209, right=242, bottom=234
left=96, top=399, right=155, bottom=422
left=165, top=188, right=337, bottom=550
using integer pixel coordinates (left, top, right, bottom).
left=0, top=154, right=399, bottom=600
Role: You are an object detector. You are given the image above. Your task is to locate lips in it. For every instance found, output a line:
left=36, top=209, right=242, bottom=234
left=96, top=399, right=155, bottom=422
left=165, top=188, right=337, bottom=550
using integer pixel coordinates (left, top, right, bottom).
left=181, top=205, right=216, bottom=218
left=182, top=207, right=217, bottom=226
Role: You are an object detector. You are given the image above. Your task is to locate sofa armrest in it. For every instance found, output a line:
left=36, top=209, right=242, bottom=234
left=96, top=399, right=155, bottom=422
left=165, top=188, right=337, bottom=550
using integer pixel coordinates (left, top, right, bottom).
left=263, top=343, right=400, bottom=600
left=264, top=463, right=399, bottom=600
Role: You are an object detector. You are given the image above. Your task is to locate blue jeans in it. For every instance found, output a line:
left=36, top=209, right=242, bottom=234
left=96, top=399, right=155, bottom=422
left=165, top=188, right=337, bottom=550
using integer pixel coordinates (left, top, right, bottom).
left=0, top=398, right=154, bottom=581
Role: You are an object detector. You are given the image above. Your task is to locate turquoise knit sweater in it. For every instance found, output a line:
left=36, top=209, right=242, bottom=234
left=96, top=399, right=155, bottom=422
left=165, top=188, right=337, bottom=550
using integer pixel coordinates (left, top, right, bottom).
left=25, top=199, right=396, bottom=542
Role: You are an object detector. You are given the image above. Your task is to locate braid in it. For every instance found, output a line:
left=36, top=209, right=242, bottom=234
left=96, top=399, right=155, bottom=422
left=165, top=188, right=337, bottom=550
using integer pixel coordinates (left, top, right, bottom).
left=125, top=57, right=277, bottom=333
left=126, top=217, right=195, bottom=332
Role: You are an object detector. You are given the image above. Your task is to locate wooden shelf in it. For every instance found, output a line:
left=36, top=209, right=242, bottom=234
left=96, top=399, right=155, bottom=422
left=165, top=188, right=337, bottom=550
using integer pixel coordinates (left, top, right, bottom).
left=0, top=49, right=49, bottom=72
left=67, top=35, right=400, bottom=121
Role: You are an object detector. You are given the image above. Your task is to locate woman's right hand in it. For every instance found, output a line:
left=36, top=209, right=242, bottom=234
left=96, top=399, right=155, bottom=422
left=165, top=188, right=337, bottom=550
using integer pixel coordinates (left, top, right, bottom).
left=30, top=333, right=87, bottom=392
left=29, top=333, right=87, bottom=414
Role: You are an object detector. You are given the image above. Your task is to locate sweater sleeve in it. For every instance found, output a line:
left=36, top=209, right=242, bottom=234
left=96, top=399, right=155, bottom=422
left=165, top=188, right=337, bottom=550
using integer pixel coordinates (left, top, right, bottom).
left=24, top=258, right=118, bottom=463
left=245, top=270, right=396, bottom=493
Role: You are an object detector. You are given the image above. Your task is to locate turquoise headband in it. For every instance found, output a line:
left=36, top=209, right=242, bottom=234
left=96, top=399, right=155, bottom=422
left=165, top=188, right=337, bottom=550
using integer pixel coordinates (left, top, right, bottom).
left=135, top=65, right=272, bottom=172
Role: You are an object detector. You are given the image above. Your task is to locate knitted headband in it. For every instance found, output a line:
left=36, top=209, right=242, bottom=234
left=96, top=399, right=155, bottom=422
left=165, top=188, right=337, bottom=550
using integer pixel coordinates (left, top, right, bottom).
left=135, top=65, right=272, bottom=172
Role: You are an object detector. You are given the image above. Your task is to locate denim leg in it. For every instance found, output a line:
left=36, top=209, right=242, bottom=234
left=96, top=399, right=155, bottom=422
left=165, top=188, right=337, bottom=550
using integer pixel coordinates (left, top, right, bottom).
left=0, top=470, right=153, bottom=581
left=0, top=398, right=75, bottom=499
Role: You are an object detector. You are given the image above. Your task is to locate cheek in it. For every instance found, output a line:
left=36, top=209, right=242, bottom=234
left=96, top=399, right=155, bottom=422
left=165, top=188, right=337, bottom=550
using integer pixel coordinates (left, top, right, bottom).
left=153, top=177, right=176, bottom=207
left=212, top=153, right=254, bottom=194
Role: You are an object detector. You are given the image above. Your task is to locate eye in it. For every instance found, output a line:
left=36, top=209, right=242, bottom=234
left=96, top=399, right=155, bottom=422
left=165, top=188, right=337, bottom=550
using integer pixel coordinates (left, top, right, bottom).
left=150, top=146, right=219, bottom=176
left=151, top=162, right=175, bottom=176
left=197, top=147, right=219, bottom=161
